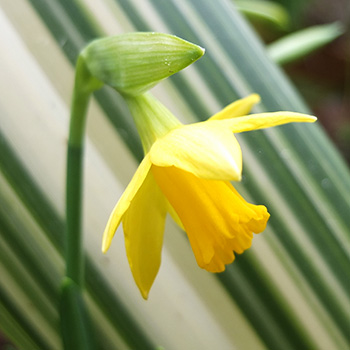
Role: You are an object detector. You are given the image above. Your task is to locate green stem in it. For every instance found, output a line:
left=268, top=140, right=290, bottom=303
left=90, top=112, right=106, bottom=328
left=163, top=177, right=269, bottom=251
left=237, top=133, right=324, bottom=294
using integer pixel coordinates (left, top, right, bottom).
left=62, top=56, right=101, bottom=350
left=124, top=92, right=181, bottom=153
left=65, top=55, right=102, bottom=286
left=66, top=84, right=90, bottom=286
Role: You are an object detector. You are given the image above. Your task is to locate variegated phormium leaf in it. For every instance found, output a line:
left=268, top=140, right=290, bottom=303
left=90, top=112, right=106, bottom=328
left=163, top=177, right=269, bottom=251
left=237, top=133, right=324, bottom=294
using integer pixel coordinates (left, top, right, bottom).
left=0, top=0, right=349, bottom=350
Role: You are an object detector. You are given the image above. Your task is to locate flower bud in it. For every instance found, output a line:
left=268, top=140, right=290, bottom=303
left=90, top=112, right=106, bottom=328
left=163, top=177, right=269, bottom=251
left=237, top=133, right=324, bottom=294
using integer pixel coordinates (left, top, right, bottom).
left=81, top=32, right=204, bottom=96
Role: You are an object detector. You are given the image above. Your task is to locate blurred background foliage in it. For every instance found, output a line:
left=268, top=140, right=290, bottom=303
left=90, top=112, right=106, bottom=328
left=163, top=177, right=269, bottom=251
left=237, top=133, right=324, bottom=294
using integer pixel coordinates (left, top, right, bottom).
left=0, top=0, right=349, bottom=349
left=237, top=0, right=350, bottom=162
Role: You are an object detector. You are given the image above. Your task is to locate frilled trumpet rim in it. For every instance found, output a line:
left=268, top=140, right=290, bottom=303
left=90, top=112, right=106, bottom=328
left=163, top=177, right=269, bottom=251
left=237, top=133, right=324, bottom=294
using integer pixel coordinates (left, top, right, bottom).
left=152, top=165, right=270, bottom=272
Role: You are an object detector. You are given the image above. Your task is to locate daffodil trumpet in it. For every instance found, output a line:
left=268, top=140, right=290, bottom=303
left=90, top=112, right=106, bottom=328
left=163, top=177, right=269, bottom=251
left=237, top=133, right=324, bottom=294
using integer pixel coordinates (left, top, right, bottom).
left=102, top=93, right=316, bottom=299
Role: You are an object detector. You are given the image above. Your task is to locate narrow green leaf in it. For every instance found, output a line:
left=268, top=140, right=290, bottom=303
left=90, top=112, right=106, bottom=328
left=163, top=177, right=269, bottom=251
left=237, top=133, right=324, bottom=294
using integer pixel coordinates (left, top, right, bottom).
left=60, top=278, right=96, bottom=350
left=0, top=222, right=59, bottom=338
left=233, top=0, right=290, bottom=30
left=0, top=288, right=47, bottom=350
left=267, top=22, right=344, bottom=65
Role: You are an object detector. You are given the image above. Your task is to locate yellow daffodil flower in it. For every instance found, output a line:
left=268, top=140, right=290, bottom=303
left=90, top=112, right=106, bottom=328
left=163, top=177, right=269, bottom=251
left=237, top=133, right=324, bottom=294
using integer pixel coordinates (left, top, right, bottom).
left=102, top=93, right=316, bottom=299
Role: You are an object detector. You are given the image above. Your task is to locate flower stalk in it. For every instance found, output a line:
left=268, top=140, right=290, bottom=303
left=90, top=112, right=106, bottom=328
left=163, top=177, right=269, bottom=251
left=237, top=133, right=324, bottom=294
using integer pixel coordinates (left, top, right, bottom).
left=124, top=93, right=182, bottom=153
left=61, top=56, right=100, bottom=350
left=62, top=32, right=204, bottom=345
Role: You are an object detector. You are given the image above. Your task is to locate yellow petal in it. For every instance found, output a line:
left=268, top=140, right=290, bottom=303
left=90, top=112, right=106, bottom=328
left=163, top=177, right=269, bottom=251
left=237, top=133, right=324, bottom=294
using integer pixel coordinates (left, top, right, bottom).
left=123, top=169, right=168, bottom=299
left=166, top=202, right=185, bottom=231
left=209, top=94, right=261, bottom=120
left=152, top=166, right=269, bottom=272
left=102, top=155, right=152, bottom=253
left=218, top=111, right=317, bottom=133
left=150, top=123, right=242, bottom=181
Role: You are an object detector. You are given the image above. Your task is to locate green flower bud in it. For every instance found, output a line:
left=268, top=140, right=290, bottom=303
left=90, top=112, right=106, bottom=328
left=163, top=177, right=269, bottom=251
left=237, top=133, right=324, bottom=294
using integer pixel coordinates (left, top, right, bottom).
left=81, top=32, right=204, bottom=96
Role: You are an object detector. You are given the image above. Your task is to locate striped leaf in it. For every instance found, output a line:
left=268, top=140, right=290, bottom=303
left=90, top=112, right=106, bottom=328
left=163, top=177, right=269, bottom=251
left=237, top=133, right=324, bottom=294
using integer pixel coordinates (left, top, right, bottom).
left=0, top=0, right=349, bottom=349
